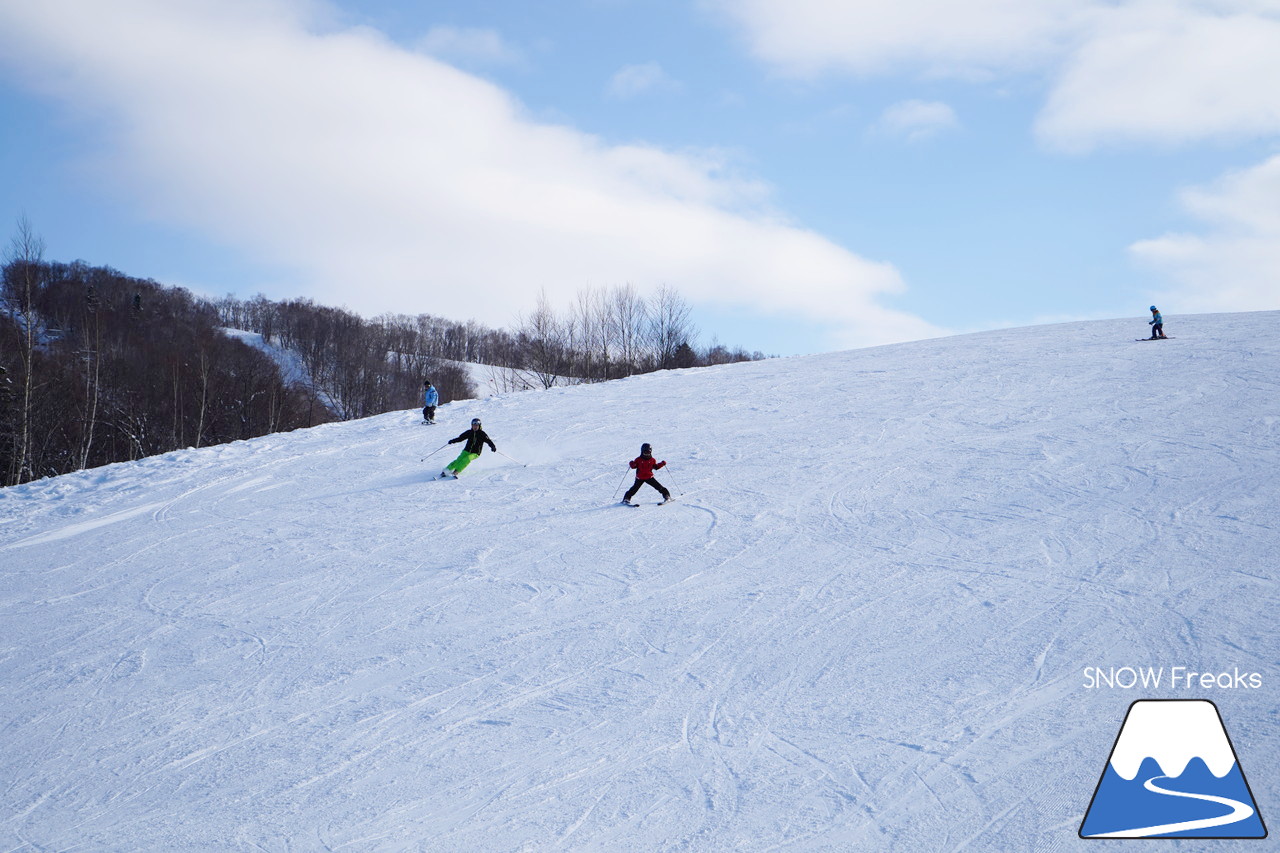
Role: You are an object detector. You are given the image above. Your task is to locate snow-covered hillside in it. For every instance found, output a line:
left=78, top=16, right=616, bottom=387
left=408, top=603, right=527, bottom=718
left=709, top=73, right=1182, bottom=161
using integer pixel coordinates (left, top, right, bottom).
left=3, top=313, right=1277, bottom=851
left=221, top=328, right=315, bottom=389
left=222, top=327, right=554, bottom=400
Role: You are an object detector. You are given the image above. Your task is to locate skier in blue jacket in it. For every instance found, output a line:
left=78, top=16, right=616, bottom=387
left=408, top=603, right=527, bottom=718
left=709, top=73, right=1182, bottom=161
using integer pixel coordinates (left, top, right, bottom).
left=1148, top=306, right=1167, bottom=339
left=422, top=381, right=439, bottom=423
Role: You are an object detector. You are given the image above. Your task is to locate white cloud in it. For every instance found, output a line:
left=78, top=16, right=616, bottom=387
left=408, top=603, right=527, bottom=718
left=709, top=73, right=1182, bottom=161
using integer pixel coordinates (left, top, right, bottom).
left=0, top=0, right=937, bottom=347
left=709, top=0, right=1280, bottom=151
left=1037, top=4, right=1280, bottom=151
left=873, top=100, right=958, bottom=143
left=1131, top=154, right=1280, bottom=312
left=417, top=25, right=524, bottom=67
left=607, top=62, right=682, bottom=99
left=706, top=0, right=1085, bottom=79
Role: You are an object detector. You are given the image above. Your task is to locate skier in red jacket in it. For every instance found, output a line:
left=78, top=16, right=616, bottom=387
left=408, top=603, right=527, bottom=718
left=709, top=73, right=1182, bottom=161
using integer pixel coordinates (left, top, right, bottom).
left=622, top=443, right=672, bottom=505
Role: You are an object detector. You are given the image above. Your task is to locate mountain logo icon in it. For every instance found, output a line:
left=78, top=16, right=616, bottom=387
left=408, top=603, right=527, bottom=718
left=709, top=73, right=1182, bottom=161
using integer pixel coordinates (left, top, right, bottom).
left=1080, top=699, right=1267, bottom=839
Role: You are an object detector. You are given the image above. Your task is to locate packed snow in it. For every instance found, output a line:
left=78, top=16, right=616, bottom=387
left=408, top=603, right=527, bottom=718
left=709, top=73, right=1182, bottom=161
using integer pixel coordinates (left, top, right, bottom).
left=2, top=312, right=1277, bottom=851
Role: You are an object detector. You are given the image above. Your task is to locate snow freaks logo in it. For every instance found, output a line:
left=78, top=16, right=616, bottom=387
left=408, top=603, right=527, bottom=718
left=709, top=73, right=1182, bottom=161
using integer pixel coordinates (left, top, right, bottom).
left=1083, top=666, right=1262, bottom=690
left=1079, top=700, right=1267, bottom=839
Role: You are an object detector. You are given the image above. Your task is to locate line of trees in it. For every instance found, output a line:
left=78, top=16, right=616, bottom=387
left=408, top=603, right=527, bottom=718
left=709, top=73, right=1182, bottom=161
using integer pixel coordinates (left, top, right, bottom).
left=0, top=224, right=333, bottom=486
left=215, top=283, right=766, bottom=397
left=2, top=220, right=767, bottom=485
left=508, top=283, right=766, bottom=389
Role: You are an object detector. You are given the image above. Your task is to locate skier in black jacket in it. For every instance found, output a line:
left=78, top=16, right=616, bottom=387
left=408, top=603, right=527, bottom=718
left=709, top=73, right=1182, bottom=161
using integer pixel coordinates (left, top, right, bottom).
left=440, top=418, right=496, bottom=478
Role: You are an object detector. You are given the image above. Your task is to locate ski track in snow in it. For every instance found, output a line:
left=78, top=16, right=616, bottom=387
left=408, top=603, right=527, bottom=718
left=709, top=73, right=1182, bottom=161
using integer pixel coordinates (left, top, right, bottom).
left=1, top=502, right=167, bottom=549
left=1, top=313, right=1278, bottom=851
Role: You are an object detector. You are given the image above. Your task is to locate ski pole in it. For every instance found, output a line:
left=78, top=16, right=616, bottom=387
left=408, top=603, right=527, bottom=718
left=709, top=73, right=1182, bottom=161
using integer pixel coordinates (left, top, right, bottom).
left=663, top=464, right=684, bottom=496
left=496, top=450, right=527, bottom=467
left=420, top=442, right=450, bottom=463
left=612, top=468, right=632, bottom=500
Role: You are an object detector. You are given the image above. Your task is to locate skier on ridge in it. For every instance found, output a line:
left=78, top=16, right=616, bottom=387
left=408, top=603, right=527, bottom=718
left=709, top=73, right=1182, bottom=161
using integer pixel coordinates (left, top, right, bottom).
left=1147, top=306, right=1168, bottom=340
left=621, top=443, right=672, bottom=506
left=440, top=418, right=496, bottom=479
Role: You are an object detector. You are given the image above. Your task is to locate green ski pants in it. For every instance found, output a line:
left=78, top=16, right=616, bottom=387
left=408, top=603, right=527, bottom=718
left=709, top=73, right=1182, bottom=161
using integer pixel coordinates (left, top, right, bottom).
left=445, top=451, right=480, bottom=474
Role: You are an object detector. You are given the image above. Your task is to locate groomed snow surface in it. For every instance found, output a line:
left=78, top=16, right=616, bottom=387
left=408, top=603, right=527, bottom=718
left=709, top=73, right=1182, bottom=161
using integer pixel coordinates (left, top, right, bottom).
left=3, top=312, right=1278, bottom=851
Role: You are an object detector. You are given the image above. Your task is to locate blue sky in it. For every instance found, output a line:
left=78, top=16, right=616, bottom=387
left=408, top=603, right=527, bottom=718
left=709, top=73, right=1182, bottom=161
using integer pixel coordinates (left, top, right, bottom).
left=2, top=0, right=1280, bottom=355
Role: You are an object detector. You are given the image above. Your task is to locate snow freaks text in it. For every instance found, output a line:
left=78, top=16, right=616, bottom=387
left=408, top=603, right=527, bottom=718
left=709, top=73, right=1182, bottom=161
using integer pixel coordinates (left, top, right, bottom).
left=1083, top=666, right=1263, bottom=690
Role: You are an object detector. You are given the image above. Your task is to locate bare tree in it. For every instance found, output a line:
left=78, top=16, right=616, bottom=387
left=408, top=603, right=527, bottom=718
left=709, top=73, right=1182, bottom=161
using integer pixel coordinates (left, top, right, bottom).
left=608, top=283, right=648, bottom=376
left=516, top=289, right=572, bottom=389
left=647, top=284, right=697, bottom=370
left=2, top=216, right=45, bottom=485
left=572, top=287, right=612, bottom=381
left=78, top=277, right=103, bottom=469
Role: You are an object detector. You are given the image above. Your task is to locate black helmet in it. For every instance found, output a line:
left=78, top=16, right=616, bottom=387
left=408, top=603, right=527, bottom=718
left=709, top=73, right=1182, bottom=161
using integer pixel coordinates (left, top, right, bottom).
left=424, top=379, right=432, bottom=386
left=471, top=418, right=481, bottom=427
left=641, top=443, right=652, bottom=455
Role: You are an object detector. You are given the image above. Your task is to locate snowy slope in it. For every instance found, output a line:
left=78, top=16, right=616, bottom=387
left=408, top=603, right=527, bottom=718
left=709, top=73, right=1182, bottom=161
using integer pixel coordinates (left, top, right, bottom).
left=223, top=327, right=549, bottom=400
left=221, top=328, right=315, bottom=388
left=2, top=312, right=1278, bottom=851
left=462, top=361, right=575, bottom=396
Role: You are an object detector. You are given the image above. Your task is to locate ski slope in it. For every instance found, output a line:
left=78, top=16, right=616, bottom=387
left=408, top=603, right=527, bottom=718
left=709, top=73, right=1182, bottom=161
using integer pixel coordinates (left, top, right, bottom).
left=2, top=312, right=1277, bottom=851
